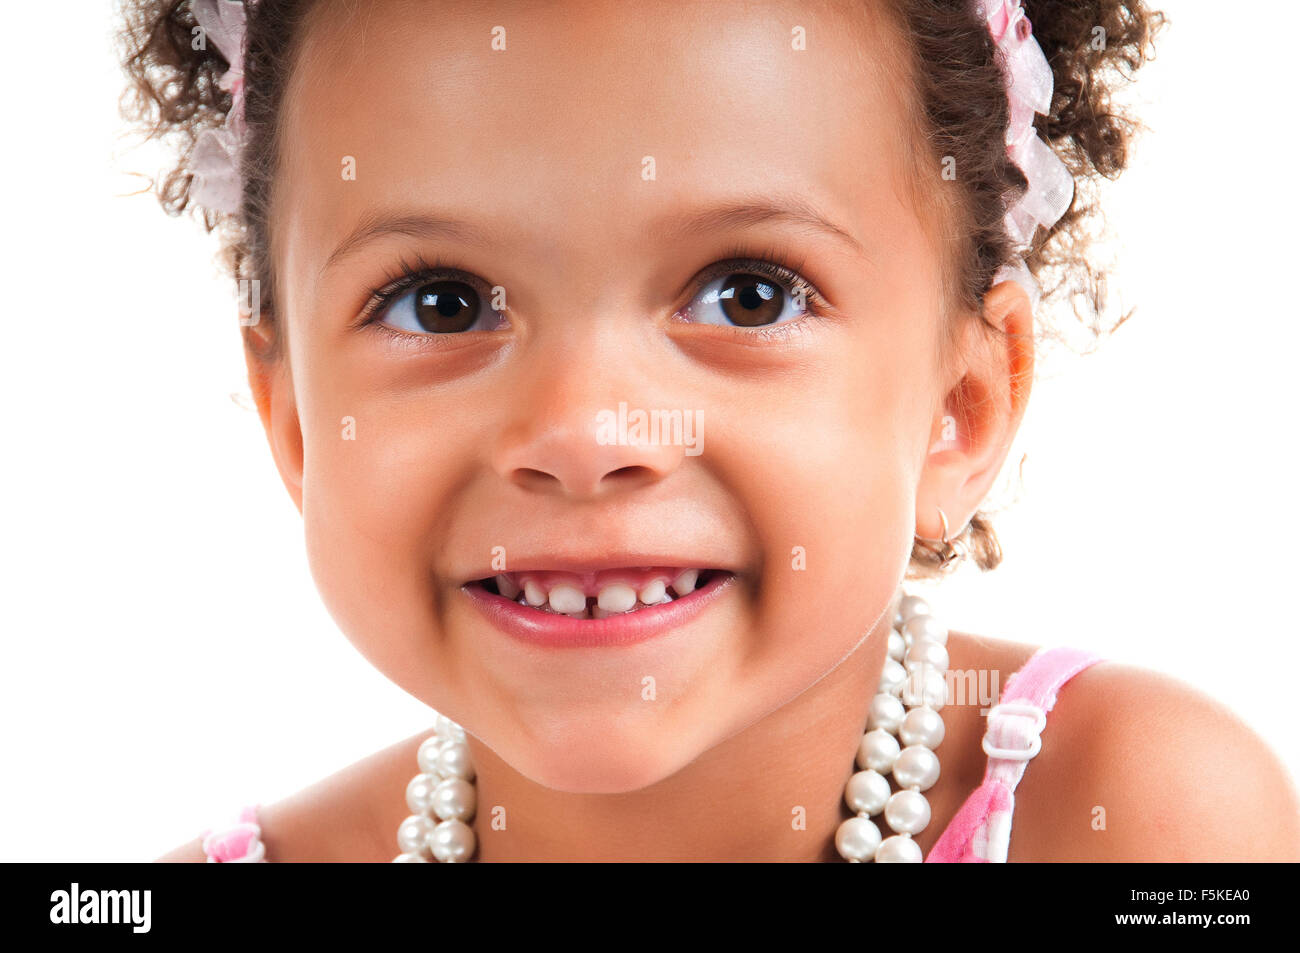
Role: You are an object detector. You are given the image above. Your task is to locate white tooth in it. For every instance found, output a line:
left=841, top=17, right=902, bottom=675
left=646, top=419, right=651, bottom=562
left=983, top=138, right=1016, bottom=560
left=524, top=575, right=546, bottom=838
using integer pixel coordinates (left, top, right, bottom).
left=516, top=593, right=527, bottom=605
left=597, top=583, right=638, bottom=613
left=670, top=569, right=699, bottom=597
left=524, top=580, right=547, bottom=606
left=637, top=579, right=667, bottom=605
left=548, top=584, right=587, bottom=615
left=659, top=593, right=674, bottom=604
left=496, top=574, right=521, bottom=600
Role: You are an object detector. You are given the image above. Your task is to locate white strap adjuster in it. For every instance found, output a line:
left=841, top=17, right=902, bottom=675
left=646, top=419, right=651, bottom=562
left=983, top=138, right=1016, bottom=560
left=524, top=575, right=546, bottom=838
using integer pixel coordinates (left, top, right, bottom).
left=981, top=700, right=1047, bottom=761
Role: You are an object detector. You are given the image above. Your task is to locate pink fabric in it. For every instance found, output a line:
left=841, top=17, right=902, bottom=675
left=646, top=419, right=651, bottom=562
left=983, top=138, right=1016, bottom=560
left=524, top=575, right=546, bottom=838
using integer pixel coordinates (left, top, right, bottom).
left=200, top=804, right=266, bottom=862
left=925, top=645, right=1105, bottom=862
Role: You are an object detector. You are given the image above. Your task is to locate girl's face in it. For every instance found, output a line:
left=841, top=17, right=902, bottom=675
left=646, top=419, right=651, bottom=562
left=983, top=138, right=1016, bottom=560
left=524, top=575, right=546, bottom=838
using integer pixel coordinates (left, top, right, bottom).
left=255, top=0, right=1028, bottom=791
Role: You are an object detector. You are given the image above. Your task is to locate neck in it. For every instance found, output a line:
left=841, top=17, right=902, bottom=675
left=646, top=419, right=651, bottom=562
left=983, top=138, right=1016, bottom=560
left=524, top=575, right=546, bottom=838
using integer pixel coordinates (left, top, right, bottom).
left=468, top=619, right=890, bottom=862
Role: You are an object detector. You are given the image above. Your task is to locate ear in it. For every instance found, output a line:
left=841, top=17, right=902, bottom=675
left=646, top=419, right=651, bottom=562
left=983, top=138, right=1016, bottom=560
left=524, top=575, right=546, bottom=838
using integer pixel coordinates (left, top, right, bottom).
left=243, top=321, right=304, bottom=515
left=915, top=279, right=1034, bottom=541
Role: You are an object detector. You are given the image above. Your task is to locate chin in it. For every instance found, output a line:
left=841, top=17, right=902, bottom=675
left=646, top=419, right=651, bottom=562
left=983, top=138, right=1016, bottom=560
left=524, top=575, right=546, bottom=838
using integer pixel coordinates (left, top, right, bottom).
left=497, top=718, right=703, bottom=794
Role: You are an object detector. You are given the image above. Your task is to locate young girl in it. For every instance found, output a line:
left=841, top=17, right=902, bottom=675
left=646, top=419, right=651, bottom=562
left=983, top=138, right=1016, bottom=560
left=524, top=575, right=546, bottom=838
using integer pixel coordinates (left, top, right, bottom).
left=119, top=0, right=1300, bottom=862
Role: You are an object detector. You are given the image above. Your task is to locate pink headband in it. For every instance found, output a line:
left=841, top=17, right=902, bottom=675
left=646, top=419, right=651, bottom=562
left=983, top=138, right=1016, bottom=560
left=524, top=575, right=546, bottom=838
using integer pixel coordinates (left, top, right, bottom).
left=188, top=0, right=252, bottom=217
left=187, top=0, right=1071, bottom=306
left=978, top=0, right=1074, bottom=307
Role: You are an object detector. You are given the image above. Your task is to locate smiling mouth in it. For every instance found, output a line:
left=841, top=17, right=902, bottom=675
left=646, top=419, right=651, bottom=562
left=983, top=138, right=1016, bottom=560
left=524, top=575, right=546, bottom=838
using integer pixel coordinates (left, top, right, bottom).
left=467, top=567, right=730, bottom=621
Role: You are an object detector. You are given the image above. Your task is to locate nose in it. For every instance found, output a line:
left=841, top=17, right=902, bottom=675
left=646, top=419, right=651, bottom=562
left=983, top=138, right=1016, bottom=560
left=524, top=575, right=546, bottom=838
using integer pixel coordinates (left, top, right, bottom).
left=492, top=396, right=690, bottom=501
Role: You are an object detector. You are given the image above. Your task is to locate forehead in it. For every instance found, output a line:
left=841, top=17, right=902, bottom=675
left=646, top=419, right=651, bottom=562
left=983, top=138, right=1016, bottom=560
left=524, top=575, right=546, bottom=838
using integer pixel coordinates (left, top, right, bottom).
left=275, top=0, right=918, bottom=300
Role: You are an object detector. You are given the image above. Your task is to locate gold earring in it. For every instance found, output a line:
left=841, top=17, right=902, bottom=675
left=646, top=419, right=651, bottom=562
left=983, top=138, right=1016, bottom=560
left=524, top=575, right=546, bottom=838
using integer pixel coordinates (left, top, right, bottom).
left=914, top=505, right=969, bottom=566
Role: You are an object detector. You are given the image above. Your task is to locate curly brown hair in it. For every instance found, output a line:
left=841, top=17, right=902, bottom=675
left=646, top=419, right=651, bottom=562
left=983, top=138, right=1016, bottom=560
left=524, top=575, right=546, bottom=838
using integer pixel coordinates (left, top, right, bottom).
left=116, top=0, right=1167, bottom=580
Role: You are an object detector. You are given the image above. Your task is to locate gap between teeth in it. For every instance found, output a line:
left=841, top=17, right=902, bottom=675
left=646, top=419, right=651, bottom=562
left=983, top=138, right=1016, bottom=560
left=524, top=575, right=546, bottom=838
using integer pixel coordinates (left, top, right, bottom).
left=498, top=570, right=705, bottom=617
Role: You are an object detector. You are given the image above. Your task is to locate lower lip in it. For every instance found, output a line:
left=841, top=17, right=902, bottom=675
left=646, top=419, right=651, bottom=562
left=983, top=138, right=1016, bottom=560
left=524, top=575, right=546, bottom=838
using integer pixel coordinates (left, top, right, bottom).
left=461, top=572, right=735, bottom=648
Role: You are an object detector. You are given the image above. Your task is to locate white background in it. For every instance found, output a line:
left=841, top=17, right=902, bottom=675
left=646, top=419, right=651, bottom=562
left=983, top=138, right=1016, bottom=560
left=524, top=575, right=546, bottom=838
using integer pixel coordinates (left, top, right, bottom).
left=2, top=1, right=1296, bottom=861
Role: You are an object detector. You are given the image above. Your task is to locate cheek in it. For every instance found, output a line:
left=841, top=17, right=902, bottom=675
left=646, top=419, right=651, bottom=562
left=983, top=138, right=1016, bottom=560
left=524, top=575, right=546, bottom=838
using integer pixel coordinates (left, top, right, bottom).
left=704, top=339, right=922, bottom=688
left=762, top=448, right=912, bottom=689
left=296, top=379, right=475, bottom=689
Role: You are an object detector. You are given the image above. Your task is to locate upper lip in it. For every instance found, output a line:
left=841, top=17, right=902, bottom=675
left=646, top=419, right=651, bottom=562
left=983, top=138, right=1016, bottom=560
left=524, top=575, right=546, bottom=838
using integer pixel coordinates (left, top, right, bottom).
left=458, top=553, right=736, bottom=585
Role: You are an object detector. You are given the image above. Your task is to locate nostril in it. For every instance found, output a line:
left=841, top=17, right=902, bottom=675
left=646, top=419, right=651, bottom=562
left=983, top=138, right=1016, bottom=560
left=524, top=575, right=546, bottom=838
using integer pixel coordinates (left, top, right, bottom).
left=509, top=468, right=563, bottom=492
left=602, top=465, right=660, bottom=488
left=504, top=463, right=666, bottom=497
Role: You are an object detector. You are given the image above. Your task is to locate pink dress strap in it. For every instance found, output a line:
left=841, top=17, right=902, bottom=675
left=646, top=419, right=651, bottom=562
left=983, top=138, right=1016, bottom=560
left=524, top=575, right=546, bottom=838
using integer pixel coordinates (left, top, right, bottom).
left=199, top=804, right=268, bottom=862
left=925, top=645, right=1104, bottom=862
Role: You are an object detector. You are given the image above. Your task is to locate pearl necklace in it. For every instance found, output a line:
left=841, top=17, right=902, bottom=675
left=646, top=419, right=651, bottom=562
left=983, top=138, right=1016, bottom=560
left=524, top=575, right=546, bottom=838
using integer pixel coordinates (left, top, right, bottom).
left=393, top=588, right=949, bottom=863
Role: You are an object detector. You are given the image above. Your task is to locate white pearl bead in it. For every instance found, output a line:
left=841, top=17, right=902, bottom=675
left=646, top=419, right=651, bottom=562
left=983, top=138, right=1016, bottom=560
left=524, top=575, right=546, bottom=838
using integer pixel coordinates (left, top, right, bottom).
left=397, top=814, right=435, bottom=856
left=393, top=852, right=429, bottom=863
left=899, top=706, right=946, bottom=749
left=904, top=638, right=949, bottom=673
left=888, top=630, right=906, bottom=661
left=884, top=789, right=932, bottom=834
left=436, top=741, right=476, bottom=781
left=897, top=594, right=930, bottom=625
left=416, top=735, right=444, bottom=776
left=866, top=692, right=905, bottom=733
left=878, top=658, right=907, bottom=695
left=901, top=665, right=947, bottom=710
left=406, top=772, right=441, bottom=816
left=429, top=819, right=476, bottom=863
left=844, top=769, right=891, bottom=815
left=875, top=834, right=923, bottom=863
left=892, top=745, right=941, bottom=791
left=903, top=613, right=948, bottom=647
left=432, top=777, right=476, bottom=822
left=858, top=729, right=901, bottom=773
left=834, top=816, right=882, bottom=862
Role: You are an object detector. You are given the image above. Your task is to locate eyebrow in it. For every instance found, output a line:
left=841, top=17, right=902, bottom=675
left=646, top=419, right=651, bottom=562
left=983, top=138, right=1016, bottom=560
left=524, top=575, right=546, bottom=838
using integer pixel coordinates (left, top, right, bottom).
left=320, top=195, right=864, bottom=279
left=321, top=209, right=487, bottom=279
left=662, top=195, right=865, bottom=255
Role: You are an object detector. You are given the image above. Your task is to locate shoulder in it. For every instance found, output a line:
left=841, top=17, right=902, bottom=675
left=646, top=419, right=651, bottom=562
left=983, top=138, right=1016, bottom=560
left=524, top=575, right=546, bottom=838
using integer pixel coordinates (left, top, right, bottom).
left=1009, top=659, right=1300, bottom=861
left=944, top=629, right=1038, bottom=678
left=257, top=727, right=435, bottom=862
left=153, top=727, right=434, bottom=863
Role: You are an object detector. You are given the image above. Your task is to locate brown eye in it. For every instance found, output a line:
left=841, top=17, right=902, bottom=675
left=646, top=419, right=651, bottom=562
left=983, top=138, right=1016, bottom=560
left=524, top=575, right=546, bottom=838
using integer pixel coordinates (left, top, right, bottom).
left=413, top=280, right=481, bottom=333
left=717, top=275, right=784, bottom=327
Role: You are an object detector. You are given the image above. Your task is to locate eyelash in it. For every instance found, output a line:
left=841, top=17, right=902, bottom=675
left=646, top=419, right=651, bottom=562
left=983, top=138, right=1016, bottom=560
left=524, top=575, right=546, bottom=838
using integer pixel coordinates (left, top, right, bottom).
left=355, top=250, right=481, bottom=328
left=354, top=243, right=832, bottom=335
left=686, top=242, right=831, bottom=324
